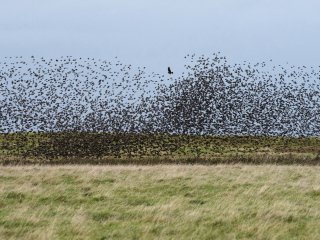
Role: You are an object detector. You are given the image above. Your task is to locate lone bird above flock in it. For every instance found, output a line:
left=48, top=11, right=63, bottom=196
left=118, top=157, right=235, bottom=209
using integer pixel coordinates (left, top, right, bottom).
left=168, top=67, right=173, bottom=74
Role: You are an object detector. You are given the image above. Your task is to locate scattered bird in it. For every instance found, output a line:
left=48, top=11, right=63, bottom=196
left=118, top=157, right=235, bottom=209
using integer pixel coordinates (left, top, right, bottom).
left=168, top=67, right=173, bottom=74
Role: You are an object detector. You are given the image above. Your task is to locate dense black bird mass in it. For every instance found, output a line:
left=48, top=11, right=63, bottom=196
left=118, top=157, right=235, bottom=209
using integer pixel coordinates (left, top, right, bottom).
left=1, top=53, right=320, bottom=163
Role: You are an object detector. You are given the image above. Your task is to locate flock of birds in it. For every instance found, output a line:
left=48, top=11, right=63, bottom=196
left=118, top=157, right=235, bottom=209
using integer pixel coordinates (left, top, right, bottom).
left=1, top=53, right=320, bottom=160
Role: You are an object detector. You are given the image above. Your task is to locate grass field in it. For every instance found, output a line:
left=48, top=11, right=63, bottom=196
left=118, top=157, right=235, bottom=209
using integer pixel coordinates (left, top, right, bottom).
left=1, top=133, right=320, bottom=239
left=1, top=164, right=320, bottom=239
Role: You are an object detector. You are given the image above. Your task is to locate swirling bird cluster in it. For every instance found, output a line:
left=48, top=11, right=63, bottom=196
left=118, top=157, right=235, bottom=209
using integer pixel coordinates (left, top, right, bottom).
left=1, top=53, right=320, bottom=162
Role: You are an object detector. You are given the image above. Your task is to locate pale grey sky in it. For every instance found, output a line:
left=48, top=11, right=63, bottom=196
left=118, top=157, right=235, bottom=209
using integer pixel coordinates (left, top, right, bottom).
left=1, top=0, right=320, bottom=135
left=1, top=0, right=320, bottom=75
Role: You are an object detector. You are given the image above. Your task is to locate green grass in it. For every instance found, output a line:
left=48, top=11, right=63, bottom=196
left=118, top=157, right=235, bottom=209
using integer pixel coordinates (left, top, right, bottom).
left=1, top=164, right=320, bottom=239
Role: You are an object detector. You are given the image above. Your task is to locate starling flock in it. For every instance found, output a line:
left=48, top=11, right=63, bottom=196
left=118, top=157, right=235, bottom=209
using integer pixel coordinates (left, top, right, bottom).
left=1, top=53, right=320, bottom=161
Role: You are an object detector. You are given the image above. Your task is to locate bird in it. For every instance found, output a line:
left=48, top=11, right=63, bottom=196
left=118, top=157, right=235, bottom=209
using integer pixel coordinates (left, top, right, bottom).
left=168, top=67, right=173, bottom=74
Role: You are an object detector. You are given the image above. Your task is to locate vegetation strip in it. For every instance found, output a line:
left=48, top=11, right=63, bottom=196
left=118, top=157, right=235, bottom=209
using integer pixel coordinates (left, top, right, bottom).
left=1, top=133, right=320, bottom=165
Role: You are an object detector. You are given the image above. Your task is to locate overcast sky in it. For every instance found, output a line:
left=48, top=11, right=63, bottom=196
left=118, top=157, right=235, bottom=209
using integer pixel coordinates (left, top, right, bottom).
left=1, top=0, right=320, bottom=134
left=2, top=0, right=320, bottom=76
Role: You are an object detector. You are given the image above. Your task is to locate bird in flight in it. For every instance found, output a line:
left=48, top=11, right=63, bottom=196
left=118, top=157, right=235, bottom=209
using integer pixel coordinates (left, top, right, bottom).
left=168, top=67, right=173, bottom=74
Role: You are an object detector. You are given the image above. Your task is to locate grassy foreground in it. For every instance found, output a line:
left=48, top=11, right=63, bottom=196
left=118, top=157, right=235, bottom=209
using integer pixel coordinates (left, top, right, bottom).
left=1, top=164, right=320, bottom=239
